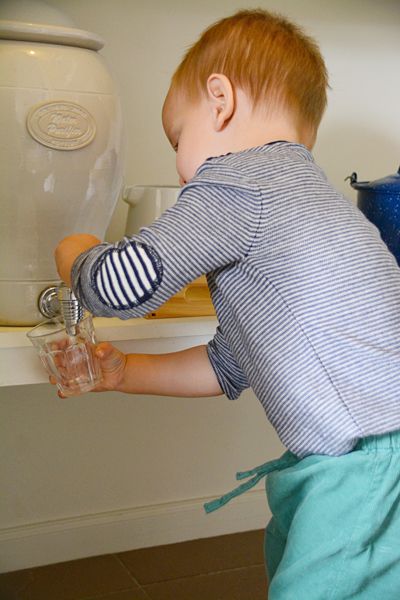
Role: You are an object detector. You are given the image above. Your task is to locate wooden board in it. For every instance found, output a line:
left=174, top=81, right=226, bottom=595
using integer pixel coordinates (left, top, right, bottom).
left=145, top=276, right=216, bottom=319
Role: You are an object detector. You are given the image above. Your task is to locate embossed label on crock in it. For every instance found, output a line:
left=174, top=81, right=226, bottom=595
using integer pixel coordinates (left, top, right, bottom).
left=26, top=101, right=96, bottom=150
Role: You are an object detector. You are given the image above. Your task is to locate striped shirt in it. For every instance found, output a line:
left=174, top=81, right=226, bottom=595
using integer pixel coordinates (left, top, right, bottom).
left=72, top=141, right=400, bottom=457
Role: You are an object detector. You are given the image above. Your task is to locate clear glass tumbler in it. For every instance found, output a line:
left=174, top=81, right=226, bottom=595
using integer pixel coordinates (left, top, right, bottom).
left=27, top=314, right=102, bottom=397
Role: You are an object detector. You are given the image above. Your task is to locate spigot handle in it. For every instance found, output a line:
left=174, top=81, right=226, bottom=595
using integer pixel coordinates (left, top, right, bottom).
left=58, top=283, right=84, bottom=336
left=38, top=284, right=84, bottom=337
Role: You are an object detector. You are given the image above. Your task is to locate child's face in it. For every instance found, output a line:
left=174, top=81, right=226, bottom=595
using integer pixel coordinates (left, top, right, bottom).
left=162, top=89, right=218, bottom=186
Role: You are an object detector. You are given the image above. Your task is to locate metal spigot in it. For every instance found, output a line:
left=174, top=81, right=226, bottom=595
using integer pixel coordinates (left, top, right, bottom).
left=38, top=283, right=84, bottom=335
left=58, top=283, right=84, bottom=336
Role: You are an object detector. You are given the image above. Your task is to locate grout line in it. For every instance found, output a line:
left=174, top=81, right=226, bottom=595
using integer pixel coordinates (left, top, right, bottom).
left=112, top=553, right=153, bottom=600
left=140, top=563, right=266, bottom=588
left=141, top=565, right=268, bottom=600
left=66, top=554, right=153, bottom=600
left=78, top=589, right=150, bottom=600
left=71, top=563, right=268, bottom=600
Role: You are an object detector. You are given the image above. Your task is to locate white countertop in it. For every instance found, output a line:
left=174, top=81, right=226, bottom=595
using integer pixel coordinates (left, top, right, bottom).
left=0, top=316, right=218, bottom=387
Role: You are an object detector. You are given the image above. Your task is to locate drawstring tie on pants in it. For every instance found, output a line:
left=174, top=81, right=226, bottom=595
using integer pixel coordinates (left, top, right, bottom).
left=204, top=452, right=297, bottom=514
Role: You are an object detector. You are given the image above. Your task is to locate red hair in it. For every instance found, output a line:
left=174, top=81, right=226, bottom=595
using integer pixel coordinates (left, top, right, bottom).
left=171, top=9, right=329, bottom=133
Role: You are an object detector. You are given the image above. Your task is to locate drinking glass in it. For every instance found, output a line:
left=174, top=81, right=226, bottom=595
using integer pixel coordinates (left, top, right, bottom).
left=27, top=314, right=102, bottom=396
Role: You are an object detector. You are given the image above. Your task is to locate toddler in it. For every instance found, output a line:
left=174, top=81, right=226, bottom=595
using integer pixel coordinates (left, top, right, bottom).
left=55, top=10, right=400, bottom=599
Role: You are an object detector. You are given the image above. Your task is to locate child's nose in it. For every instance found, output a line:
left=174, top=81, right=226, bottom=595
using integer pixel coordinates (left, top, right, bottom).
left=179, top=176, right=186, bottom=187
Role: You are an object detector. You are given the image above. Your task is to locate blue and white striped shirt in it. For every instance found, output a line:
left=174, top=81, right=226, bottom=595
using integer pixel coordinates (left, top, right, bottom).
left=72, top=142, right=400, bottom=457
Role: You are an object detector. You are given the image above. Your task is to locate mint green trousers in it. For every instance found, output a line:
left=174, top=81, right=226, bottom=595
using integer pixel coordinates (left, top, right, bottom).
left=205, top=430, right=400, bottom=599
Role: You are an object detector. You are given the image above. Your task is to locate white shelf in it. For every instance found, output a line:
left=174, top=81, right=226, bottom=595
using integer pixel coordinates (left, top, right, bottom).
left=0, top=316, right=218, bottom=387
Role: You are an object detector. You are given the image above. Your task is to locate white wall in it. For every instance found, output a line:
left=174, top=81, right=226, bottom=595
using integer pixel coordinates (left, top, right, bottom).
left=1, top=0, right=400, bottom=572
left=47, top=0, right=400, bottom=241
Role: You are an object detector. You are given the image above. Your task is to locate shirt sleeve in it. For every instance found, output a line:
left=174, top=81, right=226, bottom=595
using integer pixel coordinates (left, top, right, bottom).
left=71, top=175, right=261, bottom=319
left=207, top=326, right=249, bottom=400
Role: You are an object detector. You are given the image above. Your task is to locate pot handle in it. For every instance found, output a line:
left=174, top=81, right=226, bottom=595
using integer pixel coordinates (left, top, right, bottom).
left=345, top=172, right=369, bottom=190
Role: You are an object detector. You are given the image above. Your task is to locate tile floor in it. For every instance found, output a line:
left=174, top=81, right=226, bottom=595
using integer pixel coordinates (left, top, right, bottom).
left=0, top=529, right=268, bottom=600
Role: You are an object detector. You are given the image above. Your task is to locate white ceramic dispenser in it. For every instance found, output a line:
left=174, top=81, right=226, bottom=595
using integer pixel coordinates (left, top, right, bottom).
left=0, top=0, right=123, bottom=325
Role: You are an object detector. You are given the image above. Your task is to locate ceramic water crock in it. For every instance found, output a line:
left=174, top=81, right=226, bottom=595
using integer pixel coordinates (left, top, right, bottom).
left=0, top=0, right=123, bottom=325
left=348, top=166, right=400, bottom=266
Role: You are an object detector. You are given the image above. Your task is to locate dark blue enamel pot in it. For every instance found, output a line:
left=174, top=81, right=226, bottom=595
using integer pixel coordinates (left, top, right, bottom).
left=348, top=167, right=400, bottom=265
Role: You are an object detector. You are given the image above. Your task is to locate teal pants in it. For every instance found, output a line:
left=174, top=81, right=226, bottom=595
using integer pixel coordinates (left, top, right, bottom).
left=205, top=430, right=400, bottom=599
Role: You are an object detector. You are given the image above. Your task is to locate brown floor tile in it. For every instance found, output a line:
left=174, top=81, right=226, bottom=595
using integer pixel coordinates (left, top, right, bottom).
left=118, top=529, right=265, bottom=584
left=14, top=554, right=144, bottom=600
left=0, top=569, right=35, bottom=600
left=143, top=565, right=268, bottom=600
left=84, top=592, right=151, bottom=600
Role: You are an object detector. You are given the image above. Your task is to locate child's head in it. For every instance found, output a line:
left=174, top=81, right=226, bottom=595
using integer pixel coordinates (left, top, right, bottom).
left=163, top=9, right=329, bottom=184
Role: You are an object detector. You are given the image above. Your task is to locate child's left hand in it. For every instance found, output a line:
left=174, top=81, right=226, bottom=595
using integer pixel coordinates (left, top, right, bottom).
left=49, top=341, right=128, bottom=398
left=55, top=234, right=101, bottom=286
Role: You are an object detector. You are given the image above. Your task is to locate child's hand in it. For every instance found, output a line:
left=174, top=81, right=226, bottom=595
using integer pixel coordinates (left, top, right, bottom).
left=55, top=234, right=101, bottom=286
left=50, top=342, right=127, bottom=398
left=92, top=342, right=127, bottom=392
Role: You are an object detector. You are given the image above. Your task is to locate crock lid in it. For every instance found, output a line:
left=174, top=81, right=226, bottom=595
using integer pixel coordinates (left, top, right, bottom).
left=0, top=20, right=104, bottom=50
left=0, top=0, right=103, bottom=50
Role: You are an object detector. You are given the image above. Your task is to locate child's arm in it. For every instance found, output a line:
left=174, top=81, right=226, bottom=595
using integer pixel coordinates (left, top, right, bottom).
left=93, top=342, right=223, bottom=397
left=52, top=328, right=247, bottom=401
left=55, top=181, right=260, bottom=319
left=89, top=325, right=248, bottom=399
left=55, top=234, right=102, bottom=287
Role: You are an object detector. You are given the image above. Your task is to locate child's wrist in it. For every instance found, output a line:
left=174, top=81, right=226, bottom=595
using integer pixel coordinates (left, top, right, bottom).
left=114, top=353, right=130, bottom=393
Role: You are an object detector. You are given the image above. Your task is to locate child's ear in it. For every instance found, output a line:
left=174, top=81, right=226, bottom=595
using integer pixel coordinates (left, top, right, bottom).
left=206, top=74, right=234, bottom=131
